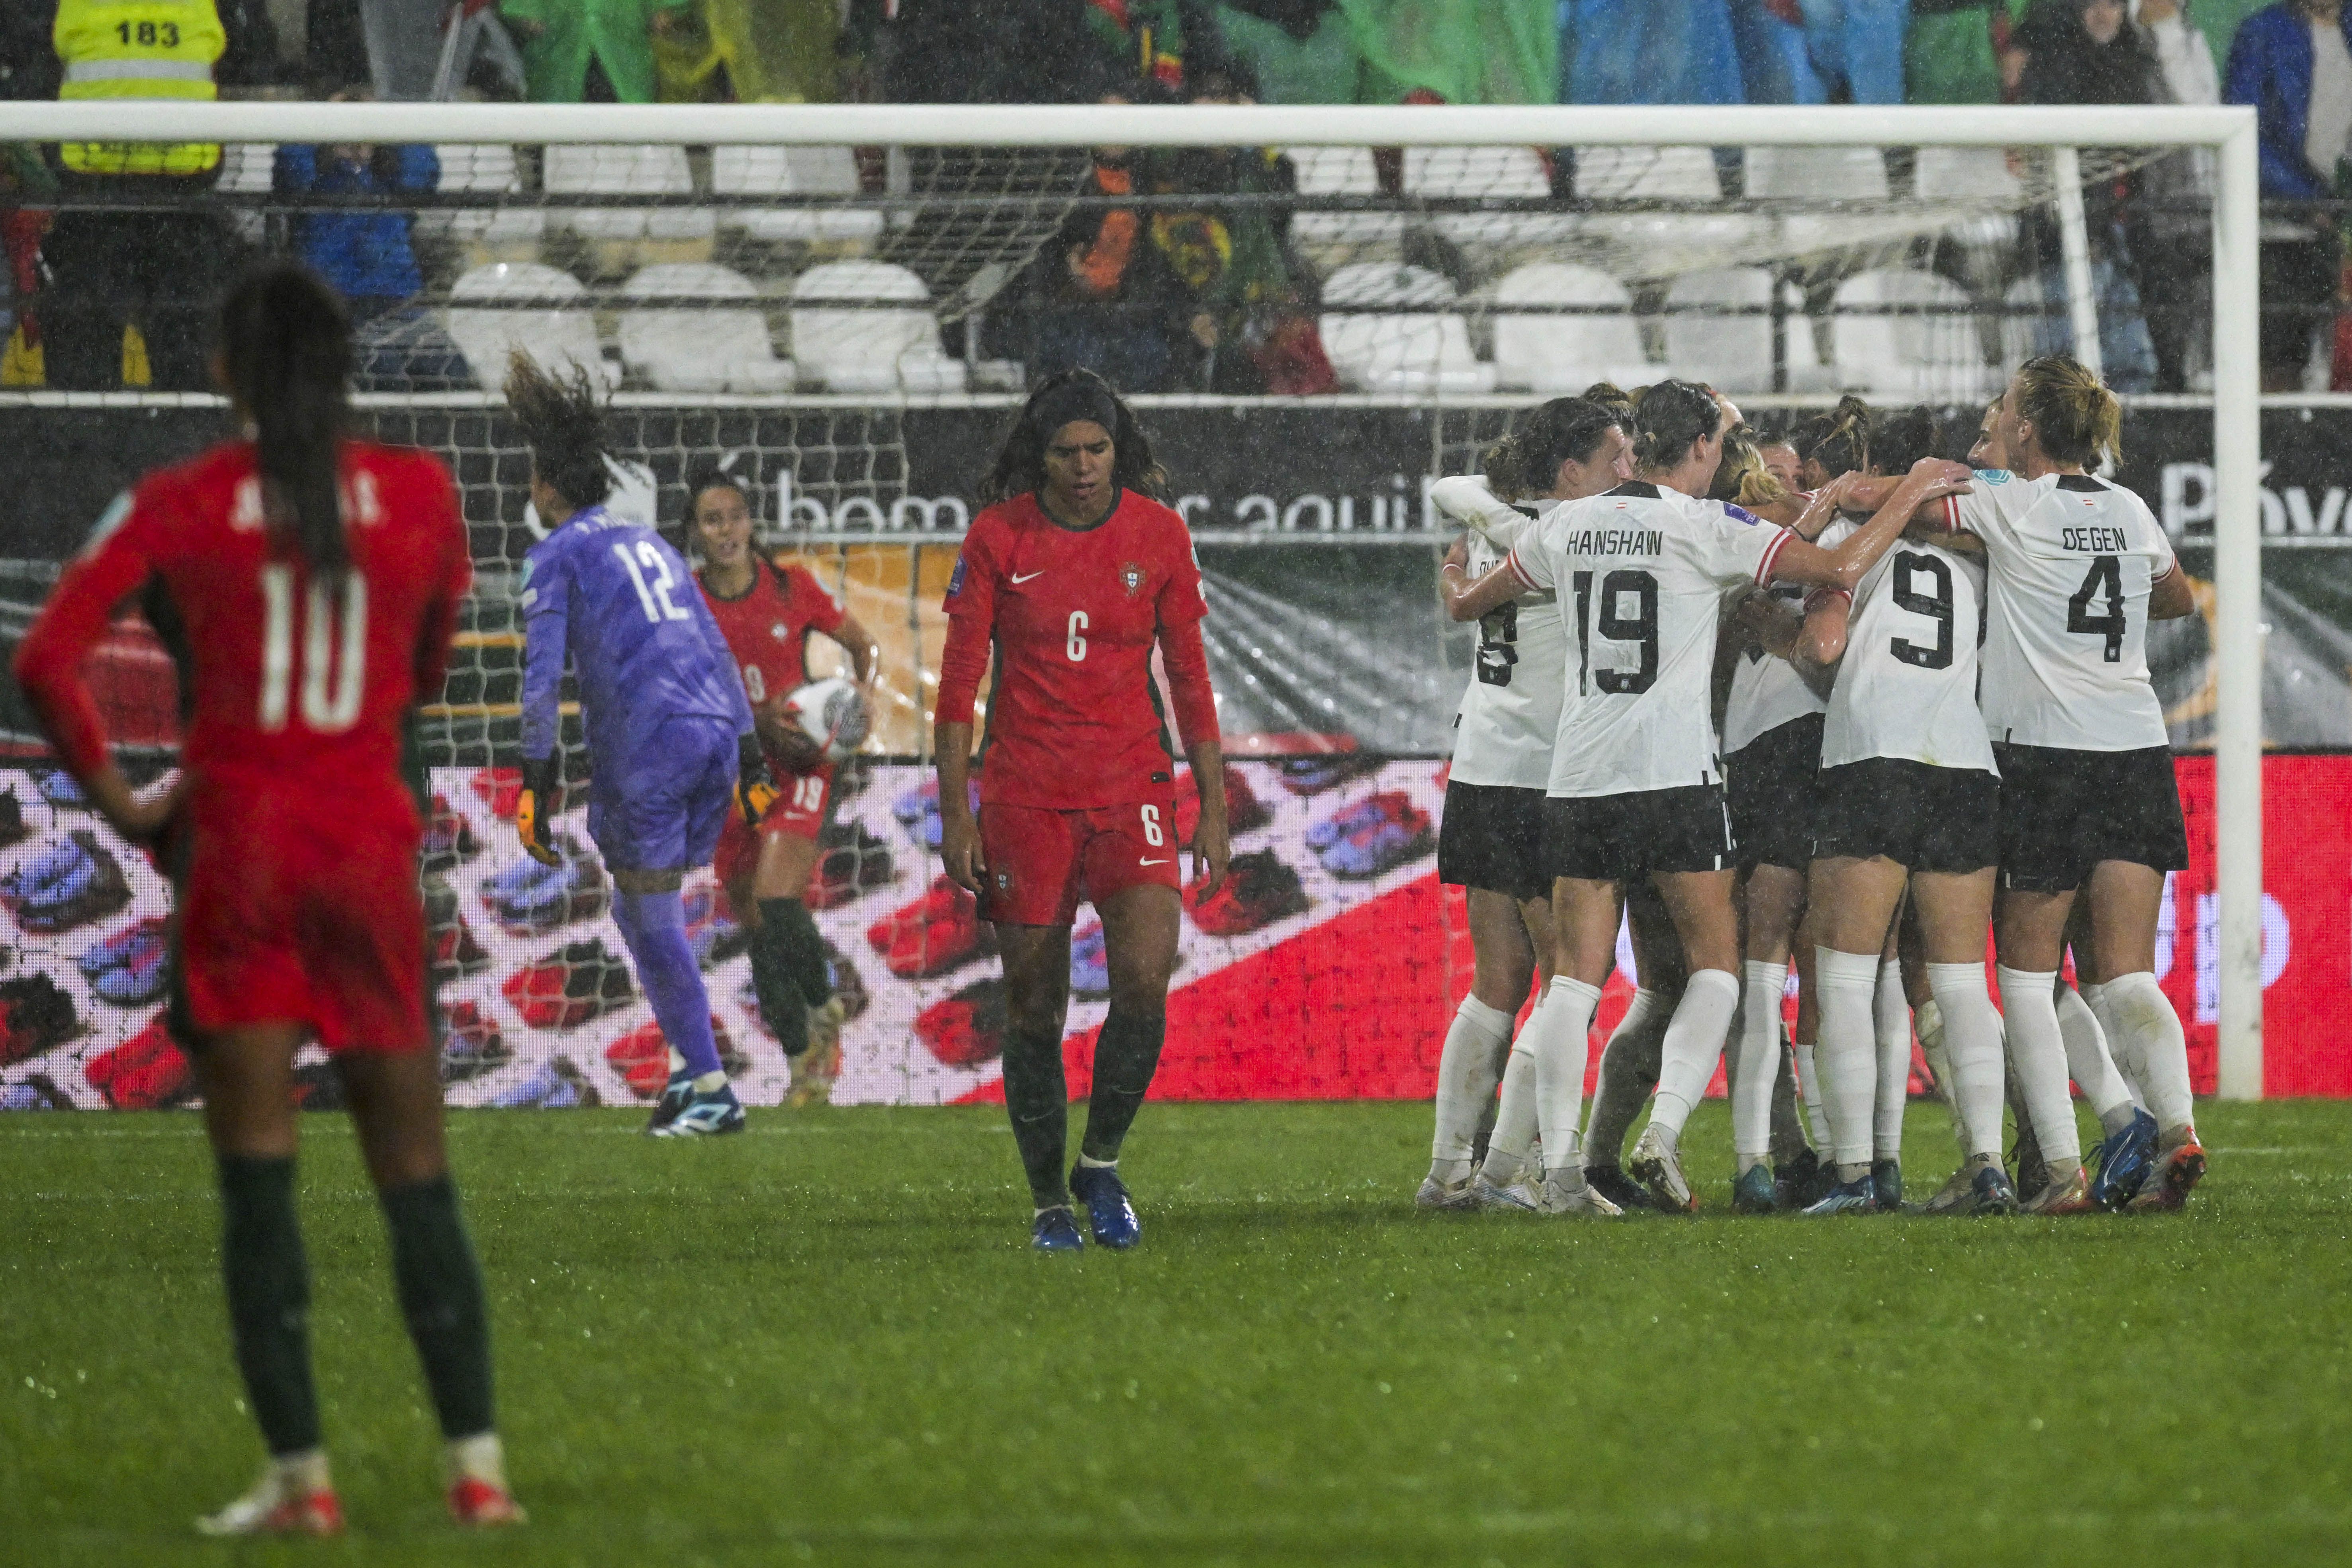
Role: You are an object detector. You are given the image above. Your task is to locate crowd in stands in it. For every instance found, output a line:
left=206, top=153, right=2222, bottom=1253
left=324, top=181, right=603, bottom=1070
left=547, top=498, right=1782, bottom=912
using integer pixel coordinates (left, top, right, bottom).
left=0, top=0, right=2346, bottom=394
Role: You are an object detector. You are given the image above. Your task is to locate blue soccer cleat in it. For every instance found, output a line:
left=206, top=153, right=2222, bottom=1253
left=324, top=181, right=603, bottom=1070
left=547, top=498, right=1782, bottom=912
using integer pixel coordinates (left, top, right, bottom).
left=1031, top=1206, right=1086, bottom=1252
left=1801, top=1174, right=1879, bottom=1216
left=650, top=1082, right=746, bottom=1137
left=1070, top=1161, right=1140, bottom=1249
left=2090, top=1107, right=2159, bottom=1209
left=1731, top=1163, right=1779, bottom=1215
left=1967, top=1163, right=2021, bottom=1216
left=1304, top=796, right=1388, bottom=850
left=644, top=1069, right=695, bottom=1133
left=1872, top=1159, right=1904, bottom=1212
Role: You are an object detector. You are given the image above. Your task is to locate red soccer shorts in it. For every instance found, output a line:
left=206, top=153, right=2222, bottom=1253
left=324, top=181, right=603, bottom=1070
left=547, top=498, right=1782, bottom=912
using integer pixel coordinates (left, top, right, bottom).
left=714, top=760, right=832, bottom=887
left=977, top=798, right=1180, bottom=927
left=176, top=797, right=429, bottom=1053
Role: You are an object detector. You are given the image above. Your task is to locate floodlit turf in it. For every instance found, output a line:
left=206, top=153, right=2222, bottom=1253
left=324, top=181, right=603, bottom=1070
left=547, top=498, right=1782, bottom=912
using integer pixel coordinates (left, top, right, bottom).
left=2, top=1100, right=2348, bottom=1567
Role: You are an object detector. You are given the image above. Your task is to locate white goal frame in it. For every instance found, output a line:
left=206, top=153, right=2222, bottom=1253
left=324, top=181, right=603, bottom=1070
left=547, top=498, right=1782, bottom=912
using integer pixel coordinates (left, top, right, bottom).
left=0, top=100, right=2266, bottom=1099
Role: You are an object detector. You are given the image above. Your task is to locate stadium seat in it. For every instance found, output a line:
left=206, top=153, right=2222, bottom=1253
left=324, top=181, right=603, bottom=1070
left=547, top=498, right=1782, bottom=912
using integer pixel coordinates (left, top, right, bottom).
left=1663, top=267, right=1823, bottom=394
left=1572, top=146, right=1769, bottom=281
left=1286, top=147, right=1404, bottom=264
left=1402, top=146, right=1577, bottom=251
left=789, top=261, right=969, bottom=394
left=1915, top=146, right=2022, bottom=296
left=1318, top=263, right=1497, bottom=395
left=444, top=262, right=618, bottom=393
left=617, top=264, right=795, bottom=394
left=1489, top=263, right=1650, bottom=393
left=1829, top=268, right=1997, bottom=403
left=420, top=143, right=547, bottom=247
left=1744, top=145, right=1891, bottom=258
left=712, top=146, right=885, bottom=245
left=544, top=143, right=712, bottom=243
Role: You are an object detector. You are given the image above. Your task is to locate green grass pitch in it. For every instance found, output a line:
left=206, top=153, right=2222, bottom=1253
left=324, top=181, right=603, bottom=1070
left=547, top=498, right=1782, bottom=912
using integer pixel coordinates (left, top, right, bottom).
left=3, top=1100, right=2349, bottom=1567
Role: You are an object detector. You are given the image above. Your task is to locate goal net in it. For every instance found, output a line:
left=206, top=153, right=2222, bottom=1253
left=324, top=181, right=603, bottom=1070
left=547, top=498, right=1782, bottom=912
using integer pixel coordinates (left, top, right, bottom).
left=0, top=101, right=2267, bottom=1110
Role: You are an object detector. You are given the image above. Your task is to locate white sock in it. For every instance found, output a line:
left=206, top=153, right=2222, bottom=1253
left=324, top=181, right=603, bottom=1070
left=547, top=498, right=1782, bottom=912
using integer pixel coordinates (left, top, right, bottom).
left=1732, top=961, right=1788, bottom=1162
left=1480, top=1044, right=1540, bottom=1182
left=2082, top=981, right=2152, bottom=1113
left=1915, top=994, right=1968, bottom=1159
left=445, top=1431, right=507, bottom=1489
left=1793, top=1039, right=1832, bottom=1151
left=272, top=1448, right=333, bottom=1495
left=2102, top=970, right=2194, bottom=1137
left=692, top=1069, right=727, bottom=1094
left=1996, top=965, right=2082, bottom=1167
left=1813, top=947, right=1881, bottom=1173
left=1432, top=995, right=1517, bottom=1169
left=2054, top=984, right=2136, bottom=1131
left=1582, top=987, right=1665, bottom=1169
left=1076, top=1153, right=1116, bottom=1169
left=1648, top=968, right=1740, bottom=1141
left=1531, top=975, right=1603, bottom=1176
left=667, top=1047, right=687, bottom=1074
left=1925, top=963, right=2006, bottom=1160
left=1873, top=960, right=1911, bottom=1161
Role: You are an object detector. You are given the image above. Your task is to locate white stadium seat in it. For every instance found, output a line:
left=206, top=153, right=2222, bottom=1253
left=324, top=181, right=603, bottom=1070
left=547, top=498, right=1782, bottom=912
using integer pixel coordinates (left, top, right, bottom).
left=1286, top=147, right=1405, bottom=260
left=443, top=262, right=618, bottom=393
left=789, top=261, right=969, bottom=394
left=1573, top=147, right=1769, bottom=281
left=1830, top=268, right=1996, bottom=403
left=1745, top=145, right=1891, bottom=257
left=617, top=264, right=795, bottom=394
left=1489, top=263, right=1650, bottom=393
left=420, top=143, right=547, bottom=246
left=544, top=143, right=712, bottom=242
left=1663, top=266, right=1821, bottom=394
left=1403, top=146, right=1576, bottom=250
left=1318, top=263, right=1497, bottom=395
left=712, top=146, right=885, bottom=245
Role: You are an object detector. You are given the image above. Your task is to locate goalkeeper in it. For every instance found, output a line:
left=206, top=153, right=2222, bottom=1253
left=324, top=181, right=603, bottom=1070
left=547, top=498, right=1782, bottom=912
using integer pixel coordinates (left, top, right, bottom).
left=509, top=352, right=774, bottom=1137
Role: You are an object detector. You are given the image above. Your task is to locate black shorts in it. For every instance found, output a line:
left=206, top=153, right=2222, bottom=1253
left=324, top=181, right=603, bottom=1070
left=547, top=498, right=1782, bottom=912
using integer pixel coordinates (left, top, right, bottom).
left=1542, top=784, right=1735, bottom=883
left=1813, top=758, right=2000, bottom=875
left=1994, top=743, right=2189, bottom=894
left=1724, top=714, right=1824, bottom=873
left=1438, top=780, right=1551, bottom=901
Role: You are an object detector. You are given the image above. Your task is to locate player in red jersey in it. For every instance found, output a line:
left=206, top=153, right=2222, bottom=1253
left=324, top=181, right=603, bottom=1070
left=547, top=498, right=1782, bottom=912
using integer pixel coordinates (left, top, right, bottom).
left=10, top=265, right=521, bottom=1535
left=934, top=369, right=1229, bottom=1252
left=687, top=462, right=879, bottom=1105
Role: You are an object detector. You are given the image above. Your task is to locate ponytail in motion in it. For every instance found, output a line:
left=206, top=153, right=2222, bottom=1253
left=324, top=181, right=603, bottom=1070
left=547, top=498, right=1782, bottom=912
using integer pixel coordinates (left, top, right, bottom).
left=2012, top=354, right=2123, bottom=469
left=505, top=350, right=614, bottom=511
left=1483, top=396, right=1622, bottom=501
left=217, top=262, right=352, bottom=580
left=1792, top=394, right=1872, bottom=483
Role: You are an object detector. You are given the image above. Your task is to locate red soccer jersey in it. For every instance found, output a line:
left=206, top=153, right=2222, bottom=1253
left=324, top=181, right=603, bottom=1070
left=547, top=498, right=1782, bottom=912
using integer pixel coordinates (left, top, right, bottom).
left=935, top=487, right=1217, bottom=809
left=695, top=554, right=846, bottom=709
left=14, top=439, right=471, bottom=820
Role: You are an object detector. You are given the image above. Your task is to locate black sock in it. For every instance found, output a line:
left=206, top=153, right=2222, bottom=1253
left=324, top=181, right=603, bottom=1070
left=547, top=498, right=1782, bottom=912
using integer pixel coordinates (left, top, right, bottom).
left=759, top=896, right=835, bottom=1011
left=216, top=1155, right=321, bottom=1456
left=380, top=1175, right=495, bottom=1441
left=1000, top=1022, right=1070, bottom=1207
left=1080, top=1003, right=1168, bottom=1165
left=747, top=903, right=810, bottom=1057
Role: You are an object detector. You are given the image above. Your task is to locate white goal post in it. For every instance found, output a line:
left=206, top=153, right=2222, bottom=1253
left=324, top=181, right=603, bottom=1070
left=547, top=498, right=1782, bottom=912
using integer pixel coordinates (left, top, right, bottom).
left=0, top=99, right=2266, bottom=1099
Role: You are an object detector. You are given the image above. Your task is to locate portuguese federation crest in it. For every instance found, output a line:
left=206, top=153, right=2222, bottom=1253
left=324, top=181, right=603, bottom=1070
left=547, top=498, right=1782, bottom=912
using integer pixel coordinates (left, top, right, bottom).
left=1120, top=562, right=1146, bottom=597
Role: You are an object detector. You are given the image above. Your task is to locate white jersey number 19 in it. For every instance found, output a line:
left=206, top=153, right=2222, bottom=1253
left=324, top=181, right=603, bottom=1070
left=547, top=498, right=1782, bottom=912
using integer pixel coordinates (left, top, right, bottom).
left=1571, top=569, right=1659, bottom=695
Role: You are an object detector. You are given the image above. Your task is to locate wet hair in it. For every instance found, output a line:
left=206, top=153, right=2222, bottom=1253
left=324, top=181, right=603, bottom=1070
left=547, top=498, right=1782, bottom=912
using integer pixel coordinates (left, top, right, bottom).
left=217, top=262, right=353, bottom=581
left=2013, top=353, right=2123, bottom=468
left=683, top=457, right=755, bottom=518
left=1868, top=405, right=1940, bottom=476
left=1483, top=397, right=1622, bottom=500
left=504, top=350, right=611, bottom=511
left=977, top=367, right=1166, bottom=507
left=1581, top=380, right=1636, bottom=421
left=1792, top=394, right=1872, bottom=481
left=1630, top=378, right=1724, bottom=473
left=1711, top=425, right=1790, bottom=509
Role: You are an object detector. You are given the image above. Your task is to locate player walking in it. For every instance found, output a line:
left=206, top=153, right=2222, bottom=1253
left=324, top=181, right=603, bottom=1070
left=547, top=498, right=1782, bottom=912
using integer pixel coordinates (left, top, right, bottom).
left=687, top=463, right=879, bottom=1107
left=933, top=370, right=1229, bottom=1251
left=1421, top=397, right=1632, bottom=1211
left=1928, top=354, right=2202, bottom=1211
left=13, top=264, right=521, bottom=1533
left=1450, top=380, right=1969, bottom=1213
left=509, top=355, right=775, bottom=1137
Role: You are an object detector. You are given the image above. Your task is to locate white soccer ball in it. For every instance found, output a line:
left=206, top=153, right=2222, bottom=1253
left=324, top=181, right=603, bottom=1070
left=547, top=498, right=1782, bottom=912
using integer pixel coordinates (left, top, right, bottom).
left=779, top=676, right=871, bottom=763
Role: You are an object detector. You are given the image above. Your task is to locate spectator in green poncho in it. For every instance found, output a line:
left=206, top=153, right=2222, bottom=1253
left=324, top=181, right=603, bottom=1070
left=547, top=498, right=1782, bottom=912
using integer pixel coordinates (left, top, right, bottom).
left=1906, top=0, right=2021, bottom=102
left=654, top=0, right=846, bottom=102
left=500, top=0, right=691, bottom=104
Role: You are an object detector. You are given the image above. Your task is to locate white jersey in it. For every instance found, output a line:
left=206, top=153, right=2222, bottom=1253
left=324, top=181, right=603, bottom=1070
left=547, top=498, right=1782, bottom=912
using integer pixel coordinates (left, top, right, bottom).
left=1821, top=534, right=1996, bottom=773
left=1939, top=470, right=2177, bottom=752
left=1723, top=583, right=1828, bottom=754
left=1436, top=475, right=1565, bottom=791
left=1506, top=480, right=1793, bottom=798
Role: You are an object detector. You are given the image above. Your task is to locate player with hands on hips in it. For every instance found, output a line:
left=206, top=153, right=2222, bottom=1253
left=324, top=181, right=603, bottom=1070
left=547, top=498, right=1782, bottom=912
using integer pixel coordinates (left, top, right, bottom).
left=508, top=352, right=772, bottom=1137
left=933, top=369, right=1227, bottom=1253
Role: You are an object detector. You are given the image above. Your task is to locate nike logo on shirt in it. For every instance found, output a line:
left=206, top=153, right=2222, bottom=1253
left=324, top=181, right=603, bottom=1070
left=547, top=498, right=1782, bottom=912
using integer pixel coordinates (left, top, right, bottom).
left=1139, top=857, right=1170, bottom=865
left=1011, top=570, right=1046, bottom=583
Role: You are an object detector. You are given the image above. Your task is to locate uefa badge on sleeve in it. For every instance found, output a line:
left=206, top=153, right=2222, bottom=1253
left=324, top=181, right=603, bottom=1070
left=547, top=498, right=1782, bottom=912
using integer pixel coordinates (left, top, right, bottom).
left=1120, top=562, right=1146, bottom=597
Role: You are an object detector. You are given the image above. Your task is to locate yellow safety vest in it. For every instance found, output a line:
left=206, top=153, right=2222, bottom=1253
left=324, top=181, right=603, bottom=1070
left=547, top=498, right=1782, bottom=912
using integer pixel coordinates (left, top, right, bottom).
left=54, top=0, right=225, bottom=176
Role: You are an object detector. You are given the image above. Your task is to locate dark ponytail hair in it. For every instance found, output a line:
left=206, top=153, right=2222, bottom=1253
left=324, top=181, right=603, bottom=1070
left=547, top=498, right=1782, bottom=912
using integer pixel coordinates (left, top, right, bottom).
left=218, top=262, right=352, bottom=580
left=1792, top=394, right=1872, bottom=481
left=505, top=350, right=612, bottom=511
left=1868, top=405, right=1940, bottom=476
left=1483, top=397, right=1622, bottom=501
left=977, top=367, right=1166, bottom=508
left=1630, top=378, right=1723, bottom=474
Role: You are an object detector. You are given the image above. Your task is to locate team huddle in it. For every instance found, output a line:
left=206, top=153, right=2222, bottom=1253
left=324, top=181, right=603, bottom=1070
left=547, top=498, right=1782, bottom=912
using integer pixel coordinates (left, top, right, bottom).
left=1419, top=364, right=2206, bottom=1221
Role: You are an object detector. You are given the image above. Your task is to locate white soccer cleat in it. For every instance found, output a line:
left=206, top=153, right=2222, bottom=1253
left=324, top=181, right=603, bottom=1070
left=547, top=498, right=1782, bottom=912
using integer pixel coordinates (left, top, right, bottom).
left=1539, top=1169, right=1623, bottom=1217
left=1415, top=1173, right=1479, bottom=1211
left=195, top=1461, right=342, bottom=1538
left=1628, top=1124, right=1698, bottom=1214
left=1471, top=1171, right=1542, bottom=1213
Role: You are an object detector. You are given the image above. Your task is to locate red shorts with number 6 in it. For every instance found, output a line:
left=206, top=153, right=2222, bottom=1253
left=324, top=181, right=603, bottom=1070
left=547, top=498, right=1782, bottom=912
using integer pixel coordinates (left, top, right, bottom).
left=713, top=759, right=833, bottom=887
left=977, top=799, right=1180, bottom=926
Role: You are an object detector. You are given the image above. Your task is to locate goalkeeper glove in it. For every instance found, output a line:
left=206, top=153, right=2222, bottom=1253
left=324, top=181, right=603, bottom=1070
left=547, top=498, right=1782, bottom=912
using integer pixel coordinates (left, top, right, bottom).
left=516, top=754, right=562, bottom=866
left=738, top=733, right=779, bottom=827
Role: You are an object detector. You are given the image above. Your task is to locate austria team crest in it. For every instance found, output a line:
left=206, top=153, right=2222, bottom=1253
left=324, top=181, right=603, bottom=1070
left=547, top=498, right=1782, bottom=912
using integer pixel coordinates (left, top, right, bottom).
left=1119, top=562, right=1146, bottom=597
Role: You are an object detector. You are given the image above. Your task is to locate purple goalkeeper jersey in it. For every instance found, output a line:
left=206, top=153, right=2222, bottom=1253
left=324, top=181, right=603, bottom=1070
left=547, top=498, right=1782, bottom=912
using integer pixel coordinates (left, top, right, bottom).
left=519, top=505, right=752, bottom=786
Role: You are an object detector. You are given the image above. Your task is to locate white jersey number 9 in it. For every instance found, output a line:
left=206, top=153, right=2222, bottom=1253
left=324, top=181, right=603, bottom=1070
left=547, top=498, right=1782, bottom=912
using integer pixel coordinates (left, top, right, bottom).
left=1066, top=609, right=1089, bottom=662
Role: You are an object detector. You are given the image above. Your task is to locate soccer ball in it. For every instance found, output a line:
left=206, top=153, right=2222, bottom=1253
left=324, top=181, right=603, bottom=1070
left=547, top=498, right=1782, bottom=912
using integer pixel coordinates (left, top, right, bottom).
left=779, top=677, right=871, bottom=763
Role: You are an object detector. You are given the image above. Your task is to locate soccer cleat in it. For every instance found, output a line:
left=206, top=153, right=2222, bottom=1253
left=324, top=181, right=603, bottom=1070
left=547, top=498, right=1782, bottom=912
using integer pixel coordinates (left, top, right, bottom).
left=682, top=884, right=749, bottom=969
left=1276, top=752, right=1383, bottom=796
left=2127, top=1135, right=2207, bottom=1214
left=12, top=831, right=131, bottom=934
left=90, top=927, right=170, bottom=1007
left=82, top=1018, right=190, bottom=1109
left=809, top=821, right=896, bottom=910
left=2090, top=1108, right=2160, bottom=1209
left=2021, top=1166, right=2098, bottom=1215
left=502, top=939, right=635, bottom=1030
left=1185, top=849, right=1309, bottom=936
left=866, top=875, right=985, bottom=979
left=35, top=768, right=86, bottom=807
left=1918, top=1165, right=1978, bottom=1216
left=1583, top=1163, right=1655, bottom=1212
left=469, top=765, right=524, bottom=819
left=913, top=978, right=1007, bottom=1067
left=437, top=1001, right=509, bottom=1083
left=1540, top=1170, right=1623, bottom=1216
left=1, top=973, right=82, bottom=1067
left=1303, top=794, right=1394, bottom=850
left=1415, top=1173, right=1479, bottom=1211
left=650, top=1082, right=746, bottom=1137
left=488, top=1057, right=599, bottom=1110
left=786, top=1032, right=843, bottom=1108
left=194, top=1469, right=343, bottom=1537
left=484, top=837, right=607, bottom=934
left=448, top=1475, right=527, bottom=1527
left=1731, top=1163, right=1779, bottom=1215
left=1315, top=793, right=1435, bottom=879
left=1174, top=763, right=1270, bottom=842
left=1070, top=1162, right=1141, bottom=1249
left=1801, top=1175, right=1880, bottom=1216
left=1966, top=1163, right=2021, bottom=1216
left=1031, top=1206, right=1086, bottom=1252
left=0, top=1073, right=72, bottom=1111
left=1471, top=1171, right=1543, bottom=1213
left=1871, top=1159, right=1904, bottom=1212
left=644, top=1069, right=695, bottom=1131
left=1628, top=1125, right=1699, bottom=1213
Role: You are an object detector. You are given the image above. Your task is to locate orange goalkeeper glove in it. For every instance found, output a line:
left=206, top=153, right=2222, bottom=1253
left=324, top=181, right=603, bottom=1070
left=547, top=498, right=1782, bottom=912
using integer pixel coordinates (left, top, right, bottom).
left=516, top=754, right=562, bottom=866
left=738, top=734, right=779, bottom=827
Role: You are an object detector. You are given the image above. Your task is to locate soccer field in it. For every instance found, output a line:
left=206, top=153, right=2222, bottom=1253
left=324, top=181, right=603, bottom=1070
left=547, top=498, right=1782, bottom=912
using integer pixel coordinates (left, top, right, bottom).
left=3, top=1101, right=2347, bottom=1567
